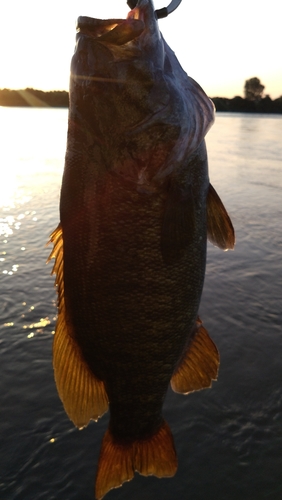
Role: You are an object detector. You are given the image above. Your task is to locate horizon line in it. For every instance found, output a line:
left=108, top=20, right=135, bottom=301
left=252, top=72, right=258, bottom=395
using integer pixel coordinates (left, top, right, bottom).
left=1, top=86, right=281, bottom=101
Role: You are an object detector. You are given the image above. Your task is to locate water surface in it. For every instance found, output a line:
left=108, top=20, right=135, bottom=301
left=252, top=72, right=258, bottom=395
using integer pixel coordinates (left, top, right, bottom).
left=0, top=109, right=281, bottom=500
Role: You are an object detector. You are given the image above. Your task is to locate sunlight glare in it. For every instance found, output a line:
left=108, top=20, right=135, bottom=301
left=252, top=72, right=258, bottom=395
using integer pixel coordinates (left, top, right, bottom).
left=0, top=0, right=280, bottom=98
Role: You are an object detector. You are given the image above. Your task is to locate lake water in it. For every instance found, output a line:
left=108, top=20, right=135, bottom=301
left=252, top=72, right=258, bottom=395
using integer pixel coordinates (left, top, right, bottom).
left=0, top=108, right=281, bottom=500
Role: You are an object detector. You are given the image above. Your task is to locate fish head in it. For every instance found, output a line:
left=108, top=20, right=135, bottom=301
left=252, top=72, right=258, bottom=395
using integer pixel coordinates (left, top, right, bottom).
left=70, top=0, right=214, bottom=191
left=73, top=0, right=163, bottom=76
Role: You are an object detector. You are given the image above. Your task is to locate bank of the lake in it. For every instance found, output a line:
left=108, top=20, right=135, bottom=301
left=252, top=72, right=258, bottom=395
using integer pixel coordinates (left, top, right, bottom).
left=1, top=87, right=282, bottom=113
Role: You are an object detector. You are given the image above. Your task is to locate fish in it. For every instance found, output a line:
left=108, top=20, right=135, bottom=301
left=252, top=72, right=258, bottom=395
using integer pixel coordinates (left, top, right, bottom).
left=47, top=0, right=235, bottom=498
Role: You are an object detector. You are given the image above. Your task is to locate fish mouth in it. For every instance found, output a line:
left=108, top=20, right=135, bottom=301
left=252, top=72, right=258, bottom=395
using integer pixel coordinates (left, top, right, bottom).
left=76, top=0, right=155, bottom=46
left=76, top=18, right=128, bottom=39
left=76, top=16, right=145, bottom=45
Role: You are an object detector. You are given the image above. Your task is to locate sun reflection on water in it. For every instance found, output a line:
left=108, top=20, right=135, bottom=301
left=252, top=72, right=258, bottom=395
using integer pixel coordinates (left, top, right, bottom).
left=0, top=108, right=66, bottom=353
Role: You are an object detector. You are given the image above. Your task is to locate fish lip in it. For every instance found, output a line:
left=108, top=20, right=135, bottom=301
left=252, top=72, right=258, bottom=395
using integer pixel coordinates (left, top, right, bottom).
left=76, top=17, right=125, bottom=38
left=76, top=15, right=146, bottom=46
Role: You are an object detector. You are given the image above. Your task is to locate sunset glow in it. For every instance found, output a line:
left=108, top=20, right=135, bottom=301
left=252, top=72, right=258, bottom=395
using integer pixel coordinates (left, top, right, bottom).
left=0, top=0, right=281, bottom=99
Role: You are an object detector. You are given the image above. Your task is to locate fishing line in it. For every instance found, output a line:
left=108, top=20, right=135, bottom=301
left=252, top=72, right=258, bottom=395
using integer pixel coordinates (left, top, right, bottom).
left=127, top=0, right=182, bottom=19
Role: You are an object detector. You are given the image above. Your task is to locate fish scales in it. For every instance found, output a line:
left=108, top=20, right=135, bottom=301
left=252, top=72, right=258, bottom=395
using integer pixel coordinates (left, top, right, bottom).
left=62, top=166, right=205, bottom=424
left=48, top=1, right=235, bottom=498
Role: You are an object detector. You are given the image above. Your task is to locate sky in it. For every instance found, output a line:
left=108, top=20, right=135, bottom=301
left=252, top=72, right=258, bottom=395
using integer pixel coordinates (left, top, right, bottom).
left=0, top=0, right=281, bottom=99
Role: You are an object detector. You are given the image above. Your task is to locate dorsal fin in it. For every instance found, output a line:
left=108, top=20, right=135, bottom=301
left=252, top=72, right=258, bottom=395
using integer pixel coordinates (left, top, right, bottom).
left=171, top=317, right=219, bottom=394
left=47, top=225, right=109, bottom=428
left=207, top=183, right=235, bottom=250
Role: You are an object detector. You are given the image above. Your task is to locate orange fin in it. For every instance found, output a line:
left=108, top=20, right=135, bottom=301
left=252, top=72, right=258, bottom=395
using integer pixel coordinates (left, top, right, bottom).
left=171, top=318, right=219, bottom=394
left=207, top=183, right=235, bottom=250
left=95, top=421, right=177, bottom=500
left=47, top=225, right=109, bottom=429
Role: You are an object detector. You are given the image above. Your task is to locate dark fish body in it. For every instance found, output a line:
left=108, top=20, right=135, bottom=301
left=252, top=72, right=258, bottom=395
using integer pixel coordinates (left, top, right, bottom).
left=48, top=1, right=234, bottom=498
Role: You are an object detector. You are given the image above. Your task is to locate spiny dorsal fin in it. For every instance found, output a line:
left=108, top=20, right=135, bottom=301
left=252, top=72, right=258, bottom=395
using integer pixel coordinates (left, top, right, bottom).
left=207, top=183, right=235, bottom=250
left=95, top=421, right=177, bottom=500
left=171, top=317, right=219, bottom=394
left=47, top=224, right=109, bottom=428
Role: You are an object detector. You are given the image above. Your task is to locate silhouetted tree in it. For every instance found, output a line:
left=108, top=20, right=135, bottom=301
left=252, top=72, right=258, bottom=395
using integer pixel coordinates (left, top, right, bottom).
left=244, top=77, right=265, bottom=101
left=273, top=96, right=282, bottom=113
left=257, top=95, right=275, bottom=113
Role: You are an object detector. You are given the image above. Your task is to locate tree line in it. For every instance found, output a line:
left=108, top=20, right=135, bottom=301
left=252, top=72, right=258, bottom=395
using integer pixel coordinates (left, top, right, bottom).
left=0, top=88, right=69, bottom=107
left=0, top=78, right=281, bottom=113
left=213, top=77, right=282, bottom=113
left=212, top=95, right=282, bottom=113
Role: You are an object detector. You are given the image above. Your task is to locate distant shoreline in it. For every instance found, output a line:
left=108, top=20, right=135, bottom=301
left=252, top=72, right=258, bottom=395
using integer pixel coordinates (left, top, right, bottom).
left=0, top=88, right=69, bottom=108
left=212, top=96, right=282, bottom=114
left=1, top=87, right=282, bottom=114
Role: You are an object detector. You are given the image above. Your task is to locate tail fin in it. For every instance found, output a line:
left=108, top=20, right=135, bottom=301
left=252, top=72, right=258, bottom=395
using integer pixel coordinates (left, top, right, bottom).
left=95, top=421, right=177, bottom=500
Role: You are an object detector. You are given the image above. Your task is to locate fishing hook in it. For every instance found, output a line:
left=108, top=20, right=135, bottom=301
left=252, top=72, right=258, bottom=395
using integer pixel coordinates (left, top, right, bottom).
left=127, top=0, right=182, bottom=19
left=155, top=0, right=182, bottom=18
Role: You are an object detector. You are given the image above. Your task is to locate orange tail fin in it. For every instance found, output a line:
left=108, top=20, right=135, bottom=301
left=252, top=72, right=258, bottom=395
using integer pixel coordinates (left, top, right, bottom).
left=95, top=421, right=177, bottom=500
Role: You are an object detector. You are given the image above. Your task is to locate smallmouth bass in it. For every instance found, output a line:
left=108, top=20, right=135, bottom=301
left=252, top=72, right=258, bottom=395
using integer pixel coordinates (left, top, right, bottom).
left=48, top=0, right=235, bottom=498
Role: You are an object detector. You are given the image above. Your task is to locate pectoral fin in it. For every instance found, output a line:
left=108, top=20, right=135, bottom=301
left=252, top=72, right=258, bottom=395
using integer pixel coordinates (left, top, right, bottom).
left=47, top=225, right=108, bottom=428
left=207, top=183, right=235, bottom=250
left=161, top=182, right=195, bottom=264
left=171, top=318, right=219, bottom=394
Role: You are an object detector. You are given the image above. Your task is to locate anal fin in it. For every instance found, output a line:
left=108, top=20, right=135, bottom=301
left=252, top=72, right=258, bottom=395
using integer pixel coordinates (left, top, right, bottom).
left=171, top=318, right=219, bottom=394
left=95, top=421, right=177, bottom=500
left=207, top=183, right=235, bottom=250
left=47, top=224, right=109, bottom=428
